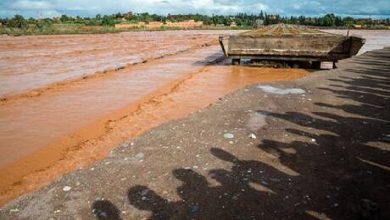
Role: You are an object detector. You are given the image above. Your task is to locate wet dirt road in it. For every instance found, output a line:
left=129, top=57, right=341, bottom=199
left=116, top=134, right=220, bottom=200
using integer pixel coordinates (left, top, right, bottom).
left=0, top=30, right=308, bottom=205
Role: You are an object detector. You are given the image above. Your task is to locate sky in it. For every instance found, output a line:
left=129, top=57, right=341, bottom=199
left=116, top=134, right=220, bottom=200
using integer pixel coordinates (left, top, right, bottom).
left=0, top=0, right=389, bottom=18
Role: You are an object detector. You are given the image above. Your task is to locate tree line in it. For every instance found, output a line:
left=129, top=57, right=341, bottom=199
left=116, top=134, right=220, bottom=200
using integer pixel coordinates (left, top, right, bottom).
left=1, top=11, right=389, bottom=30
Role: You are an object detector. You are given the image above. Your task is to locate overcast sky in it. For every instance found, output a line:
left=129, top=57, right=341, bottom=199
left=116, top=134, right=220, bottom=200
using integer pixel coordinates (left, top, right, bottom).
left=0, top=0, right=389, bottom=18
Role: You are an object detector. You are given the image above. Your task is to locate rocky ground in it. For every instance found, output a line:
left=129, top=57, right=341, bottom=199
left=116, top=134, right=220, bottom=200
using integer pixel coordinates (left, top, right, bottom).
left=1, top=48, right=390, bottom=220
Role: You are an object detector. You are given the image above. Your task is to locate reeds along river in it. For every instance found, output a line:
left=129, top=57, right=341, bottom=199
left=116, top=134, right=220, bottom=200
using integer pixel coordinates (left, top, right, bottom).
left=0, top=30, right=309, bottom=205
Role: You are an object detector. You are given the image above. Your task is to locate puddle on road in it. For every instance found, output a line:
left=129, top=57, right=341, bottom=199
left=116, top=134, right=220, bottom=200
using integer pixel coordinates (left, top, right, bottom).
left=0, top=46, right=308, bottom=205
left=257, top=85, right=306, bottom=95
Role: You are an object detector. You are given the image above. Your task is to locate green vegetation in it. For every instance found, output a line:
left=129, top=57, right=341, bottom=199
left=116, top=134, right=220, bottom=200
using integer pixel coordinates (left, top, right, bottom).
left=1, top=11, right=389, bottom=35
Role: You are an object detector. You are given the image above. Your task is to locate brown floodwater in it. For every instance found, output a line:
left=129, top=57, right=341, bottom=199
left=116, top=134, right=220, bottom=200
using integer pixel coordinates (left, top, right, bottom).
left=0, top=31, right=308, bottom=205
left=0, top=30, right=236, bottom=99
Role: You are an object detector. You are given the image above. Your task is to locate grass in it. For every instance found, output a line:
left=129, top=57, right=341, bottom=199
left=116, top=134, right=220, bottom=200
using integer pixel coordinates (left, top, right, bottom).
left=0, top=24, right=121, bottom=36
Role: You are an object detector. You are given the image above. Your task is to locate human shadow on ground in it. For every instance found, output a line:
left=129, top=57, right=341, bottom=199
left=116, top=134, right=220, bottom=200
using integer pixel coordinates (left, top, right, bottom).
left=91, top=200, right=122, bottom=220
left=256, top=48, right=390, bottom=219
left=93, top=48, right=390, bottom=219
left=128, top=147, right=322, bottom=219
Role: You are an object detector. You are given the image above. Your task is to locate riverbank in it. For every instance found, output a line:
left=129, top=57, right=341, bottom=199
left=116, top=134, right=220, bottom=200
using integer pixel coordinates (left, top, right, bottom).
left=1, top=46, right=389, bottom=219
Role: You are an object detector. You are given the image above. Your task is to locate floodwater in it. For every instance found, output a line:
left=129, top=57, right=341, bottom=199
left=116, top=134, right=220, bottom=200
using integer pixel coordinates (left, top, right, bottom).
left=323, top=29, right=390, bottom=55
left=0, top=30, right=310, bottom=205
left=0, top=30, right=234, bottom=99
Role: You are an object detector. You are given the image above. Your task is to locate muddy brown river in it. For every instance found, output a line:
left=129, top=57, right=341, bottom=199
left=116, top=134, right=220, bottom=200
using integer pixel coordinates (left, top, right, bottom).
left=0, top=30, right=311, bottom=205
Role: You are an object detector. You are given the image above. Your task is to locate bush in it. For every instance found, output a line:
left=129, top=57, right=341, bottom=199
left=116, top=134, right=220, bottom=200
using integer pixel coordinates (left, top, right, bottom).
left=36, top=19, right=53, bottom=31
left=102, top=16, right=115, bottom=26
left=8, top=15, right=28, bottom=29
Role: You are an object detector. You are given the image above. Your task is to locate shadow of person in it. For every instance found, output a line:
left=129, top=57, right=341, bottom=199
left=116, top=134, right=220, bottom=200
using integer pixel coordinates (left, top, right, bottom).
left=128, top=185, right=181, bottom=219
left=208, top=147, right=316, bottom=219
left=128, top=147, right=320, bottom=220
left=92, top=200, right=122, bottom=220
left=128, top=169, right=214, bottom=219
left=255, top=52, right=390, bottom=219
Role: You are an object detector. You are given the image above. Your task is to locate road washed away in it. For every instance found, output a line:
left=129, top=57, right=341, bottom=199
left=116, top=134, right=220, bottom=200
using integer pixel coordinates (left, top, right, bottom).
left=1, top=47, right=389, bottom=219
left=0, top=30, right=308, bottom=205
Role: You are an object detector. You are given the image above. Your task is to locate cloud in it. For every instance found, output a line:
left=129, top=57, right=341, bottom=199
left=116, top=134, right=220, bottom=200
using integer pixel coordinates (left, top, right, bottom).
left=0, top=0, right=389, bottom=18
left=10, top=0, right=53, bottom=10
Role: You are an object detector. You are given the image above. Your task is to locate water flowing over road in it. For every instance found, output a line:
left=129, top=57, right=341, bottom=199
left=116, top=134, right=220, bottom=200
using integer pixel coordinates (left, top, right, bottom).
left=0, top=30, right=310, bottom=204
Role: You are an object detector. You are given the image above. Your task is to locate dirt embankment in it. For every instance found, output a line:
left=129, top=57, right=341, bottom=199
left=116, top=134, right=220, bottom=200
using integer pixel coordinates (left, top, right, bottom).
left=1, top=46, right=389, bottom=219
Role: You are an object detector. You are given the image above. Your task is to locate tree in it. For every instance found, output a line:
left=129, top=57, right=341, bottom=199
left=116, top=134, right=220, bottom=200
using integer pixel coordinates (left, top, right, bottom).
left=264, top=13, right=269, bottom=25
left=60, top=15, right=69, bottom=23
left=343, top=16, right=355, bottom=28
left=36, top=18, right=53, bottom=31
left=259, top=10, right=264, bottom=20
left=8, top=15, right=28, bottom=29
left=322, top=14, right=336, bottom=26
left=102, top=15, right=114, bottom=26
left=335, top=16, right=343, bottom=26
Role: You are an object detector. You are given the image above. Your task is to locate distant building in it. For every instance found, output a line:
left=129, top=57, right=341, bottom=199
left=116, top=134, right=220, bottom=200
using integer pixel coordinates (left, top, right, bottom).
left=115, top=20, right=203, bottom=29
left=114, top=22, right=145, bottom=29
left=164, top=20, right=203, bottom=28
left=230, top=21, right=237, bottom=27
left=147, top=21, right=163, bottom=29
left=255, top=19, right=264, bottom=28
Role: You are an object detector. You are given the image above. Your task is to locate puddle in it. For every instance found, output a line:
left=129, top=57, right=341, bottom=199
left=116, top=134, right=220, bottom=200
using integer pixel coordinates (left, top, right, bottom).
left=257, top=85, right=306, bottom=95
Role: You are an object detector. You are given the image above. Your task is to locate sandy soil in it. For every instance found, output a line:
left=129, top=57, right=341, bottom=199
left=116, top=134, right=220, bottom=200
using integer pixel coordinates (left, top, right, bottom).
left=1, top=45, right=389, bottom=220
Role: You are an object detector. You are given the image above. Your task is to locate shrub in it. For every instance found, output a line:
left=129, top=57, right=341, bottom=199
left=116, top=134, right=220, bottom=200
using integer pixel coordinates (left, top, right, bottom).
left=8, top=15, right=28, bottom=29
